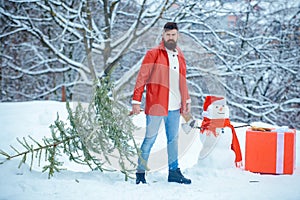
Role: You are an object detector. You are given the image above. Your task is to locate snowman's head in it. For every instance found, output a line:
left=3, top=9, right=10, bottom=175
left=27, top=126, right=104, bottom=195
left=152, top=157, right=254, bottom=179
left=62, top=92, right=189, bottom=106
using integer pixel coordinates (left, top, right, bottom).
left=202, top=96, right=229, bottom=119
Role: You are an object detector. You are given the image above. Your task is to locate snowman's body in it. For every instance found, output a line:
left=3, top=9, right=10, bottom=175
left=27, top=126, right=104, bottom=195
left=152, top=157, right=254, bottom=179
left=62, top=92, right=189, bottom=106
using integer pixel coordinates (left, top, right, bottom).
left=197, top=96, right=238, bottom=169
left=198, top=127, right=236, bottom=168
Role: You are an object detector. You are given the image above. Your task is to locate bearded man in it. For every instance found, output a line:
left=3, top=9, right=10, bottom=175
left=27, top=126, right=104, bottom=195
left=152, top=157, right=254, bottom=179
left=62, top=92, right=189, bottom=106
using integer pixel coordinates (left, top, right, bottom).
left=132, top=22, right=192, bottom=185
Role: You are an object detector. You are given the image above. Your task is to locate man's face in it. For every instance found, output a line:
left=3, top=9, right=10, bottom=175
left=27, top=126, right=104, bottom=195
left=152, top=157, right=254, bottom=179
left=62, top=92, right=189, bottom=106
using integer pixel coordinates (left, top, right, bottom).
left=162, top=29, right=178, bottom=50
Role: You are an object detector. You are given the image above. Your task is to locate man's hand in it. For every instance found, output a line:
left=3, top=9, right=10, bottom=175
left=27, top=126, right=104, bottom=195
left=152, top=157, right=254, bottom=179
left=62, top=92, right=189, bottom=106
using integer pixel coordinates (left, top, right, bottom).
left=182, top=103, right=191, bottom=116
left=132, top=104, right=141, bottom=115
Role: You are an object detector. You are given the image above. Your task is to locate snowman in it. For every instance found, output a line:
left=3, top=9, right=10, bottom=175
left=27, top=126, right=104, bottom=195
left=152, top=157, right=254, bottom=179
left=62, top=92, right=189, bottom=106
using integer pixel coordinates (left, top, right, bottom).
left=197, top=95, right=242, bottom=169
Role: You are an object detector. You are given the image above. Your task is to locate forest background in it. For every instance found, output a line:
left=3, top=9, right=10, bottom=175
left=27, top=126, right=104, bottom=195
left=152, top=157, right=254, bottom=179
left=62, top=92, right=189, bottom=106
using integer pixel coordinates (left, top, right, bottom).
left=1, top=0, right=299, bottom=129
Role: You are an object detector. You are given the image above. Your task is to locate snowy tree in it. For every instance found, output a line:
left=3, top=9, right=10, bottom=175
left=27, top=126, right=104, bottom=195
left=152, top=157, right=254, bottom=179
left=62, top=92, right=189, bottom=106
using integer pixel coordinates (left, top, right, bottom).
left=1, top=0, right=299, bottom=129
left=0, top=0, right=175, bottom=101
left=164, top=0, right=300, bottom=129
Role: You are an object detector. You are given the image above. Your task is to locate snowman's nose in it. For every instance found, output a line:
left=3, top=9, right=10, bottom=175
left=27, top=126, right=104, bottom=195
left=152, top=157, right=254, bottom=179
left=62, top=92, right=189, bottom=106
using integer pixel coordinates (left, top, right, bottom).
left=219, top=107, right=223, bottom=111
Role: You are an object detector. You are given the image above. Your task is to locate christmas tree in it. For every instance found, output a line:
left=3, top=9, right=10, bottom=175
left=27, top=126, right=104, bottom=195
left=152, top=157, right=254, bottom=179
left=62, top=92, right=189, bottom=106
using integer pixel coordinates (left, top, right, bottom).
left=0, top=77, right=139, bottom=180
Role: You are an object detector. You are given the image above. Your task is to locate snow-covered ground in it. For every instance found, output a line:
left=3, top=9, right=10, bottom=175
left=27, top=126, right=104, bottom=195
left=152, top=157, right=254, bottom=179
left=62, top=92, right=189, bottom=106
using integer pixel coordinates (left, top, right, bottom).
left=0, top=101, right=299, bottom=200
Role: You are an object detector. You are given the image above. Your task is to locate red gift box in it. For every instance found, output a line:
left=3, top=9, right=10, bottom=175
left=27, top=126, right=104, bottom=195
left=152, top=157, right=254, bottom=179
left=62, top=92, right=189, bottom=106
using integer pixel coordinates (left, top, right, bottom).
left=245, top=128, right=296, bottom=174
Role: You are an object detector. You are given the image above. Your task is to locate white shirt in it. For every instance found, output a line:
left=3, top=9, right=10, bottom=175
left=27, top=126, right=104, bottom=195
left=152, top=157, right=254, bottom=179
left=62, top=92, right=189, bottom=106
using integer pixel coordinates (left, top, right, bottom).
left=166, top=48, right=181, bottom=111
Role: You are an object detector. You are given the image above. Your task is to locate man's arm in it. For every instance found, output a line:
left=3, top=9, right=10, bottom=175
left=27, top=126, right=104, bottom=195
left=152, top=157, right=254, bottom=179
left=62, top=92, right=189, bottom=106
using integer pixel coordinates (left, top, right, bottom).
left=132, top=50, right=156, bottom=114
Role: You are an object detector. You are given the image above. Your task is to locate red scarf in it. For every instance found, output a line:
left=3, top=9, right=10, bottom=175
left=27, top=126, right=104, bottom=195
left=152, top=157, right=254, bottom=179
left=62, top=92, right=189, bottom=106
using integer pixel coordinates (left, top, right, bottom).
left=200, top=117, right=242, bottom=163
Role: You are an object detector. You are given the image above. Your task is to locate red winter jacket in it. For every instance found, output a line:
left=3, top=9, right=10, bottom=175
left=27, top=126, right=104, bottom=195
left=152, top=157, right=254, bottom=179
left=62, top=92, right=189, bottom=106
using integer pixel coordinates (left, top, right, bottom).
left=132, top=41, right=190, bottom=116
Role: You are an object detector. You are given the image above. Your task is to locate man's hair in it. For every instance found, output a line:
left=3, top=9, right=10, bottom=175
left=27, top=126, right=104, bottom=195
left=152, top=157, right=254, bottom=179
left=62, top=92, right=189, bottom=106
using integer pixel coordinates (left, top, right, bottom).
left=163, top=22, right=178, bottom=31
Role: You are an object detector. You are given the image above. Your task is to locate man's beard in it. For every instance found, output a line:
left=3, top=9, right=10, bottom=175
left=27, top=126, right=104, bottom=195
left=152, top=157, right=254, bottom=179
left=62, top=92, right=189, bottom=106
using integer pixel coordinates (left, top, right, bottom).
left=164, top=39, right=177, bottom=50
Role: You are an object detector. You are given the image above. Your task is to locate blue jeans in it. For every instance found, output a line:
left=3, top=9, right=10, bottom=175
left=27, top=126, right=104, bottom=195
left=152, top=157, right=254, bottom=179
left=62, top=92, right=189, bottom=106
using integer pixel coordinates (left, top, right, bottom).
left=137, top=109, right=180, bottom=172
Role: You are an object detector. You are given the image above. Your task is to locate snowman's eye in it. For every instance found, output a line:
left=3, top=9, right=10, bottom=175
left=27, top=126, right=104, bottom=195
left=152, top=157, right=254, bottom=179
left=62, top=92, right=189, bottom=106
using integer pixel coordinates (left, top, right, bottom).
left=216, top=106, right=219, bottom=108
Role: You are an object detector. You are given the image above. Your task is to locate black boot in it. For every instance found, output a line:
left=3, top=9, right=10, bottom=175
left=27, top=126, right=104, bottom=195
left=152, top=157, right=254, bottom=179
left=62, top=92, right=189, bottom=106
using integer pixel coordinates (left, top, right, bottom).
left=136, top=172, right=147, bottom=184
left=168, top=168, right=191, bottom=184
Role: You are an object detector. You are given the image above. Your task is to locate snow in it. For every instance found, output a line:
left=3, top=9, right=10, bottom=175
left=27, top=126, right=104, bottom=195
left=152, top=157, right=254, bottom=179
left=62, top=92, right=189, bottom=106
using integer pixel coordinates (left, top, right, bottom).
left=0, top=101, right=300, bottom=200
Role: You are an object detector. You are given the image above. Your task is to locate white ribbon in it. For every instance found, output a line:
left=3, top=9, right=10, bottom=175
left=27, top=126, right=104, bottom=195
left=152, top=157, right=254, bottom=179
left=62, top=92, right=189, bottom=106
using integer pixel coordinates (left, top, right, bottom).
left=276, top=131, right=285, bottom=174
